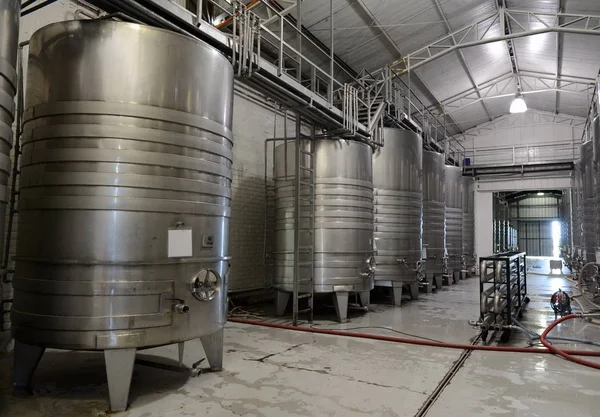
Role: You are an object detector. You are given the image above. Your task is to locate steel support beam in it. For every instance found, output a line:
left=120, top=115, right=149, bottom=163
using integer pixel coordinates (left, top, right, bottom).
left=463, top=162, right=574, bottom=177
left=461, top=109, right=585, bottom=138
left=555, top=0, right=565, bottom=114
left=432, top=0, right=493, bottom=121
left=431, top=72, right=594, bottom=116
left=352, top=0, right=462, bottom=134
left=390, top=8, right=600, bottom=73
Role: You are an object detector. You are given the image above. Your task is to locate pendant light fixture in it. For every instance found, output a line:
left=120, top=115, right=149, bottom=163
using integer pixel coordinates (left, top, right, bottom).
left=509, top=92, right=527, bottom=114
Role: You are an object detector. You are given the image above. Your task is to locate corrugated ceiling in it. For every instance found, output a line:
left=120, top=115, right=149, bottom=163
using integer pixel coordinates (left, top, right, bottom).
left=296, top=0, right=599, bottom=133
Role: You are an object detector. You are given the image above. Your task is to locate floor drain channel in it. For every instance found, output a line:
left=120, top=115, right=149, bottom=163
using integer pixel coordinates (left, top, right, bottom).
left=413, top=333, right=482, bottom=417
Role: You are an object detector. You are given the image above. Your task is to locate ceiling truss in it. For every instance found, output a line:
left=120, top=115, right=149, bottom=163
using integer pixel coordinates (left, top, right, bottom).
left=390, top=8, right=600, bottom=74
left=461, top=109, right=586, bottom=139
left=431, top=72, right=595, bottom=116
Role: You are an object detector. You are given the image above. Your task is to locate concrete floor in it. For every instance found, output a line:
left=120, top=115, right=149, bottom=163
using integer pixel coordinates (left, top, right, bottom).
left=1, top=258, right=600, bottom=416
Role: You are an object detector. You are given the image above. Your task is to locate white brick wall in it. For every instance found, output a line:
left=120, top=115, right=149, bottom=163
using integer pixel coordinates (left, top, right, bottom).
left=228, top=89, right=300, bottom=292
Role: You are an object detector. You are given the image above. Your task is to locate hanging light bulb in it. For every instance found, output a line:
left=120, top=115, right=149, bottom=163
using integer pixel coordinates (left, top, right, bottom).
left=509, top=93, right=528, bottom=114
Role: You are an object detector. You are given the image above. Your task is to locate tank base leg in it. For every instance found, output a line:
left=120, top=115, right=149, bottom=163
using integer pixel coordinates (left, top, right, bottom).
left=408, top=282, right=419, bottom=300
left=275, top=291, right=290, bottom=316
left=200, top=329, right=224, bottom=371
left=333, top=292, right=349, bottom=322
left=104, top=348, right=136, bottom=412
left=453, top=271, right=460, bottom=284
left=178, top=341, right=185, bottom=367
left=13, top=341, right=45, bottom=396
left=443, top=274, right=453, bottom=285
left=434, top=275, right=444, bottom=291
left=359, top=291, right=370, bottom=307
left=423, top=276, right=434, bottom=294
left=391, top=285, right=403, bottom=307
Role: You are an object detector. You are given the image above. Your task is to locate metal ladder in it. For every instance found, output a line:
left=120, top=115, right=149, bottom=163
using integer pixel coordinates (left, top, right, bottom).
left=292, top=119, right=314, bottom=326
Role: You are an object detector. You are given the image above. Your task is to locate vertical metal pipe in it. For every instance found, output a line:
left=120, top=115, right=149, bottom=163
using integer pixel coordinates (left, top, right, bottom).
left=278, top=16, right=284, bottom=77
left=408, top=68, right=412, bottom=118
left=293, top=112, right=302, bottom=326
left=329, top=0, right=334, bottom=105
left=231, top=2, right=237, bottom=67
left=195, top=0, right=203, bottom=26
left=296, top=0, right=302, bottom=82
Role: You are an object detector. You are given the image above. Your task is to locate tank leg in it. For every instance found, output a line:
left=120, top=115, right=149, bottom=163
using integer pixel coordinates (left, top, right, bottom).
left=424, top=275, right=434, bottom=294
left=178, top=341, right=185, bottom=367
left=12, top=341, right=45, bottom=395
left=409, top=282, right=419, bottom=300
left=443, top=273, right=453, bottom=285
left=434, top=275, right=444, bottom=291
left=104, top=348, right=136, bottom=412
left=200, top=328, right=224, bottom=371
left=333, top=292, right=349, bottom=322
left=275, top=291, right=290, bottom=316
left=453, top=271, right=460, bottom=284
left=391, top=284, right=403, bottom=307
left=359, top=291, right=370, bottom=307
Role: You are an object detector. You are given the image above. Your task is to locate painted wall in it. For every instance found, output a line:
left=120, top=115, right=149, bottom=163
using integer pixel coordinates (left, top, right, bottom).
left=465, top=110, right=582, bottom=261
left=461, top=110, right=584, bottom=167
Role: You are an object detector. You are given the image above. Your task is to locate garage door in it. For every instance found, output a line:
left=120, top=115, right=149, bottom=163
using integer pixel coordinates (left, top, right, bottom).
left=518, top=220, right=553, bottom=256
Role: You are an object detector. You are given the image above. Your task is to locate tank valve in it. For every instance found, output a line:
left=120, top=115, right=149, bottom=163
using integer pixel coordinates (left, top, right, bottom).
left=174, top=303, right=190, bottom=314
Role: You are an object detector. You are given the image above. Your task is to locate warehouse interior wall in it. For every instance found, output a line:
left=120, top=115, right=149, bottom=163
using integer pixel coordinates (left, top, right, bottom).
left=461, top=110, right=583, bottom=166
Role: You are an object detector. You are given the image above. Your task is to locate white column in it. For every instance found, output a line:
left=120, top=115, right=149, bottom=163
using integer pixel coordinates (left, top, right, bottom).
left=475, top=190, right=493, bottom=263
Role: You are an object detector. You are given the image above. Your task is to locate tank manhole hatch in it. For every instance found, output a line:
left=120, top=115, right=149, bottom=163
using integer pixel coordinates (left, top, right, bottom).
left=190, top=269, right=221, bottom=302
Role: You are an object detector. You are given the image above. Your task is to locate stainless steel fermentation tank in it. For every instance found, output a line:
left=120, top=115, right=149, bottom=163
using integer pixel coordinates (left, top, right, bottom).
left=445, top=165, right=464, bottom=282
left=572, top=160, right=583, bottom=255
left=0, top=0, right=19, bottom=274
left=11, top=21, right=233, bottom=412
left=372, top=128, right=423, bottom=305
left=463, top=176, right=475, bottom=275
left=581, top=140, right=596, bottom=263
left=273, top=139, right=374, bottom=322
left=595, top=116, right=600, bottom=264
left=422, top=150, right=446, bottom=289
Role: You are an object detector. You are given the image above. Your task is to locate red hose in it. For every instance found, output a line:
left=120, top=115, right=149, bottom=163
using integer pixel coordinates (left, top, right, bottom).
left=229, top=315, right=600, bottom=356
left=228, top=318, right=600, bottom=357
left=539, top=314, right=600, bottom=369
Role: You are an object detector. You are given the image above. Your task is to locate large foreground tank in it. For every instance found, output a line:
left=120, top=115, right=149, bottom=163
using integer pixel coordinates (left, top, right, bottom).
left=463, top=176, right=475, bottom=275
left=581, top=140, right=595, bottom=262
left=423, top=150, right=446, bottom=288
left=0, top=0, right=19, bottom=337
left=0, top=0, right=19, bottom=277
left=445, top=165, right=464, bottom=281
left=11, top=21, right=233, bottom=411
left=273, top=139, right=374, bottom=322
left=372, top=129, right=423, bottom=305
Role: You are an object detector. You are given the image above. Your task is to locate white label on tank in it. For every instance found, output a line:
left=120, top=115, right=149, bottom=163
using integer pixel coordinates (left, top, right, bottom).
left=168, top=229, right=193, bottom=258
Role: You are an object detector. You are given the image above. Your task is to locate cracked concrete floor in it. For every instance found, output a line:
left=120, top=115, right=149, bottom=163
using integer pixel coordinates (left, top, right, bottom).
left=1, top=262, right=600, bottom=416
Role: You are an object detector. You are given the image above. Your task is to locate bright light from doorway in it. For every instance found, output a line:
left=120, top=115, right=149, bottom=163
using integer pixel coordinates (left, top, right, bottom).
left=537, top=192, right=545, bottom=196
left=552, top=220, right=561, bottom=258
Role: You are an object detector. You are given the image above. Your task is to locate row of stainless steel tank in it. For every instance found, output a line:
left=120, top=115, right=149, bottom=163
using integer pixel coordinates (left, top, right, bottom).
left=272, top=128, right=475, bottom=318
left=572, top=116, right=600, bottom=265
left=4, top=18, right=476, bottom=413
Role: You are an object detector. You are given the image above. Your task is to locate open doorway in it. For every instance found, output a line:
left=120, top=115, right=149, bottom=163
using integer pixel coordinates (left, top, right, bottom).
left=552, top=220, right=561, bottom=258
